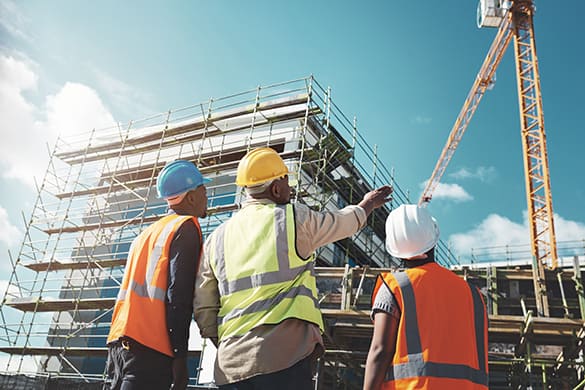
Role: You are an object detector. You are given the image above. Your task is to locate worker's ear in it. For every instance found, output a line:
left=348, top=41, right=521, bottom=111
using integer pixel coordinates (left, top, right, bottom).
left=270, top=181, right=280, bottom=198
left=185, top=190, right=196, bottom=206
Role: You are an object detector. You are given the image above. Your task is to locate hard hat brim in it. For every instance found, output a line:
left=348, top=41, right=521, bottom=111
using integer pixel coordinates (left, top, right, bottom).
left=236, top=170, right=293, bottom=187
left=157, top=177, right=212, bottom=199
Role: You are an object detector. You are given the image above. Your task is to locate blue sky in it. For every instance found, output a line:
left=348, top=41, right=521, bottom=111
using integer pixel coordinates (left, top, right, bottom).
left=1, top=0, right=584, bottom=273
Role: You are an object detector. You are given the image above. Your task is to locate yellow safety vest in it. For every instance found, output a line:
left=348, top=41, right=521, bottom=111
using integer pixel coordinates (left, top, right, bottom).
left=208, top=203, right=324, bottom=341
left=107, top=214, right=202, bottom=356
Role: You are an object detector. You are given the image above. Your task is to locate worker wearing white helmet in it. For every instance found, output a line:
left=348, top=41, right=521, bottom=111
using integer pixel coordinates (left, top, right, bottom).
left=364, top=205, right=489, bottom=389
left=107, top=160, right=210, bottom=390
left=194, top=147, right=393, bottom=389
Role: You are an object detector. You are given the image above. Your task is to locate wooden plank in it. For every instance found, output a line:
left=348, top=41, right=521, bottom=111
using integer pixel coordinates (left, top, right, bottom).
left=54, top=139, right=288, bottom=199
left=58, top=99, right=314, bottom=165
left=23, top=259, right=127, bottom=272
left=0, top=347, right=109, bottom=357
left=42, top=203, right=239, bottom=235
left=322, top=309, right=584, bottom=346
left=0, top=346, right=201, bottom=358
left=5, top=298, right=115, bottom=312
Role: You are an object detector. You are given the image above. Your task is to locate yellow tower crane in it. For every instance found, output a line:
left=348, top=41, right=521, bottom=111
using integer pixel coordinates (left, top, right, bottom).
left=418, top=0, right=557, bottom=317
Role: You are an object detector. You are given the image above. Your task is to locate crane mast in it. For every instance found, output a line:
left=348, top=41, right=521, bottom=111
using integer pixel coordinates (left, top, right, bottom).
left=512, top=0, right=557, bottom=316
left=419, top=0, right=557, bottom=316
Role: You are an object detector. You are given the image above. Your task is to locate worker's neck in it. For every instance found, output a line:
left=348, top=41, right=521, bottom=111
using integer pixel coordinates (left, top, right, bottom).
left=248, top=188, right=275, bottom=200
left=402, top=258, right=435, bottom=268
left=168, top=206, right=192, bottom=216
left=248, top=193, right=286, bottom=204
left=401, top=250, right=436, bottom=268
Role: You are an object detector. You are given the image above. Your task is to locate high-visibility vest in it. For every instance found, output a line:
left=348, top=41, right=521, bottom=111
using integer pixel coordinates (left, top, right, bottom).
left=107, top=214, right=202, bottom=356
left=208, top=203, right=324, bottom=341
left=372, top=263, right=488, bottom=389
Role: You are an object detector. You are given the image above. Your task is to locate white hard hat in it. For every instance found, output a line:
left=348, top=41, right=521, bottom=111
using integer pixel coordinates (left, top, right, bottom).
left=385, top=204, right=440, bottom=259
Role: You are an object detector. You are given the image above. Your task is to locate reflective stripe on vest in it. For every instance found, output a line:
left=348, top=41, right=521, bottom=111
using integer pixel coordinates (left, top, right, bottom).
left=211, top=203, right=323, bottom=340
left=218, top=284, right=317, bottom=324
left=385, top=271, right=488, bottom=386
left=213, top=205, right=315, bottom=296
left=116, top=215, right=189, bottom=302
left=107, top=214, right=201, bottom=356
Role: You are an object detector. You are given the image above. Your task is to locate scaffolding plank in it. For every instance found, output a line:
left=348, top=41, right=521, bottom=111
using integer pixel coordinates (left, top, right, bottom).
left=54, top=139, right=287, bottom=199
left=0, top=346, right=201, bottom=358
left=57, top=99, right=314, bottom=165
left=42, top=149, right=309, bottom=235
left=0, top=347, right=109, bottom=357
left=23, top=259, right=127, bottom=272
left=55, top=94, right=309, bottom=161
left=5, top=298, right=115, bottom=312
left=10, top=296, right=578, bottom=346
left=41, top=203, right=240, bottom=235
left=321, top=309, right=584, bottom=347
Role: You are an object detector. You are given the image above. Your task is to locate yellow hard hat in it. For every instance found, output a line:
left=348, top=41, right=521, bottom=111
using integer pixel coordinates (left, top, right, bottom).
left=236, top=147, right=291, bottom=187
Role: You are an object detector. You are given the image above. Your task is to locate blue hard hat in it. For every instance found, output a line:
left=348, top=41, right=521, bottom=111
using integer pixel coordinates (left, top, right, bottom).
left=156, top=160, right=211, bottom=198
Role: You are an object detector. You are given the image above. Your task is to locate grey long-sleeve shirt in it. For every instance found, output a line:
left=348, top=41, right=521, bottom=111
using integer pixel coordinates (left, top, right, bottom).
left=193, top=198, right=367, bottom=384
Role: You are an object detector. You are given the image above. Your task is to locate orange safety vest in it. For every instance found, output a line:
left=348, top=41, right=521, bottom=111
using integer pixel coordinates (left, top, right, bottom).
left=107, top=214, right=202, bottom=356
left=372, top=262, right=488, bottom=389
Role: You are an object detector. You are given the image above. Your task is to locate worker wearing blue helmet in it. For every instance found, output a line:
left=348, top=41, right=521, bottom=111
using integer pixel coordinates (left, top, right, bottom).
left=107, top=160, right=210, bottom=390
left=157, top=159, right=212, bottom=213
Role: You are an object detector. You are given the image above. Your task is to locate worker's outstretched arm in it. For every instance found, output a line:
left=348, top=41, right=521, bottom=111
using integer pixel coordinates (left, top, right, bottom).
left=295, top=186, right=393, bottom=258
left=363, top=311, right=398, bottom=390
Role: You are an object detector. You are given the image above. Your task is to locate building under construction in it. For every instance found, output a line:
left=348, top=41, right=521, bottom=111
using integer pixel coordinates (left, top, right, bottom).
left=0, top=77, right=584, bottom=389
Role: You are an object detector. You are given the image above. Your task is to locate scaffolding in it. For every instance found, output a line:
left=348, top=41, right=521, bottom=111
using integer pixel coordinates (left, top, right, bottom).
left=0, top=76, right=457, bottom=388
left=1, top=75, right=581, bottom=389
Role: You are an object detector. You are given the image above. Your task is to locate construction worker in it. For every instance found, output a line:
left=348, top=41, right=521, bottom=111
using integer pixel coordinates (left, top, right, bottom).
left=106, top=160, right=210, bottom=390
left=194, top=147, right=392, bottom=389
left=364, top=204, right=488, bottom=389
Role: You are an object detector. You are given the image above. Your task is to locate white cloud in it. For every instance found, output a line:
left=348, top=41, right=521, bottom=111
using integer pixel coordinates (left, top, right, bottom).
left=555, top=215, right=585, bottom=242
left=0, top=207, right=21, bottom=247
left=449, top=212, right=585, bottom=259
left=45, top=82, right=116, bottom=137
left=0, top=54, right=115, bottom=186
left=449, top=214, right=528, bottom=256
left=449, top=166, right=497, bottom=183
left=421, top=181, right=473, bottom=202
left=0, top=55, right=44, bottom=184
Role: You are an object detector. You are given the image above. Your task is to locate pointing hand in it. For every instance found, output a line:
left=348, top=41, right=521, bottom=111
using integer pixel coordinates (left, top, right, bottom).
left=359, top=185, right=393, bottom=216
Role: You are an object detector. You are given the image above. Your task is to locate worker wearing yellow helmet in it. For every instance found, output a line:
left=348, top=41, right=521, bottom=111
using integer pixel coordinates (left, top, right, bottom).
left=194, top=147, right=393, bottom=389
left=364, top=205, right=489, bottom=389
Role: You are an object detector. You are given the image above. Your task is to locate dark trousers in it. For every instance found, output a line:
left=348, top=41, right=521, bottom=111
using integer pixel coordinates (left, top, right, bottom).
left=106, top=338, right=173, bottom=390
left=218, top=355, right=314, bottom=390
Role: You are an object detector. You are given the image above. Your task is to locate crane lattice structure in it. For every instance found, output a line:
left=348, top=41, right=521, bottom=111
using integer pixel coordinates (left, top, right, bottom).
left=419, top=0, right=557, bottom=317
